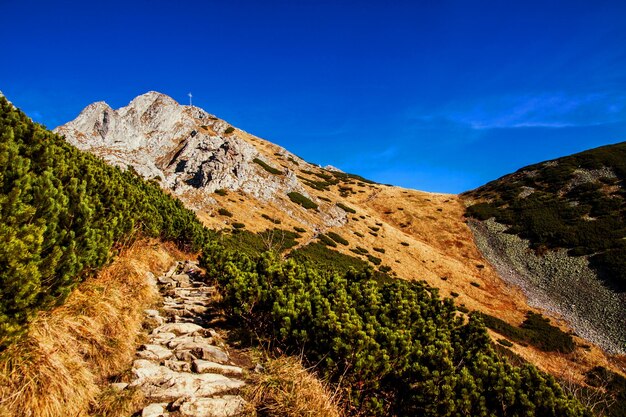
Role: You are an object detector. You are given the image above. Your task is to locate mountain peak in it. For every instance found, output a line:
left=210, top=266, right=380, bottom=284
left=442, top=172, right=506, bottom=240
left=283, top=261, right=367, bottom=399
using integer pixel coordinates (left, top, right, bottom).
left=127, top=91, right=179, bottom=111
left=54, top=92, right=344, bottom=225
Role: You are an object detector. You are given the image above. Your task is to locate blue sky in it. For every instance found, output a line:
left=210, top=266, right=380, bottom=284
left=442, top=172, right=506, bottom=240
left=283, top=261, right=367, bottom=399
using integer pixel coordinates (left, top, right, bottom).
left=1, top=0, right=625, bottom=193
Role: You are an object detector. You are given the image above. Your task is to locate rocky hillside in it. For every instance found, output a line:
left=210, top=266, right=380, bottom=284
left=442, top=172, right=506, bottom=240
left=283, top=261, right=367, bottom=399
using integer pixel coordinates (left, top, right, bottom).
left=56, top=92, right=624, bottom=386
left=463, top=143, right=626, bottom=354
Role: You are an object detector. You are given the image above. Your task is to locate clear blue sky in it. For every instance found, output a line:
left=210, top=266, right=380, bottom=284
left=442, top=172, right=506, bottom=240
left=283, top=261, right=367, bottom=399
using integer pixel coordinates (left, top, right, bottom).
left=1, top=0, right=625, bottom=193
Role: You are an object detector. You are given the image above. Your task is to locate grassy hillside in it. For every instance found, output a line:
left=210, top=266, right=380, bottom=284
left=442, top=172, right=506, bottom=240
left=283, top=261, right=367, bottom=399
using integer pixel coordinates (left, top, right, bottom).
left=464, top=142, right=626, bottom=292
left=0, top=97, right=210, bottom=347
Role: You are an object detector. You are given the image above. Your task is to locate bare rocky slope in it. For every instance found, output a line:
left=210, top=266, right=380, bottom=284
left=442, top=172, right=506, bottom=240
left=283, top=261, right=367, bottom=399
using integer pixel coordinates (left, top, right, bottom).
left=462, top=143, right=626, bottom=355
left=55, top=92, right=625, bottom=383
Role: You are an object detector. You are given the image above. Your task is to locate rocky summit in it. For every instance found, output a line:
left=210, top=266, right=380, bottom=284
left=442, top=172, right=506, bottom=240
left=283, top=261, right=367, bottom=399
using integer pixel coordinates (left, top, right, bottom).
left=54, top=91, right=344, bottom=223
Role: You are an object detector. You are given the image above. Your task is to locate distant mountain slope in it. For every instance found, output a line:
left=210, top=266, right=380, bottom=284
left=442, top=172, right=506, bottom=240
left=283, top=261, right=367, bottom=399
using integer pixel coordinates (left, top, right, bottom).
left=465, top=142, right=626, bottom=291
left=463, top=142, right=626, bottom=353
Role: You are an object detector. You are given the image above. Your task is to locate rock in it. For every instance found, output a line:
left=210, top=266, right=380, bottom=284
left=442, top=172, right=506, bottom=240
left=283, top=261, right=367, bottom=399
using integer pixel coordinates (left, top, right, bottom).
left=145, top=309, right=161, bottom=318
left=132, top=359, right=165, bottom=380
left=174, top=350, right=198, bottom=362
left=167, top=335, right=214, bottom=349
left=137, top=370, right=245, bottom=400
left=254, top=363, right=265, bottom=373
left=153, top=322, right=204, bottom=336
left=179, top=396, right=247, bottom=417
left=151, top=332, right=177, bottom=345
left=172, top=341, right=228, bottom=363
left=171, top=273, right=191, bottom=287
left=138, top=344, right=173, bottom=361
left=164, top=359, right=192, bottom=372
left=158, top=276, right=176, bottom=286
left=198, top=345, right=229, bottom=363
left=192, top=360, right=243, bottom=376
left=110, top=382, right=128, bottom=391
left=142, top=402, right=169, bottom=417
left=186, top=305, right=208, bottom=314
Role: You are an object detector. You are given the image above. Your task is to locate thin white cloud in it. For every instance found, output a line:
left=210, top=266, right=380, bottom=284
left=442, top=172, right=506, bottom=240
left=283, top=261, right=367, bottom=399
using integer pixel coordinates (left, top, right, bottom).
left=413, top=92, right=626, bottom=130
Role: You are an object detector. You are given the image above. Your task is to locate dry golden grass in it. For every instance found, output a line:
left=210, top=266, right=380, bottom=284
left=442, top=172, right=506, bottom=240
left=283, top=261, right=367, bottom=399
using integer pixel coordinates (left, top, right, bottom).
left=247, top=356, right=342, bottom=417
left=0, top=239, right=181, bottom=417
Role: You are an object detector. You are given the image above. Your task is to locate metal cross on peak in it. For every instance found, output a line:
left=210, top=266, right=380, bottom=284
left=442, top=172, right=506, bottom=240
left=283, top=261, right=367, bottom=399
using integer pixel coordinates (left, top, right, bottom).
left=188, top=92, right=193, bottom=107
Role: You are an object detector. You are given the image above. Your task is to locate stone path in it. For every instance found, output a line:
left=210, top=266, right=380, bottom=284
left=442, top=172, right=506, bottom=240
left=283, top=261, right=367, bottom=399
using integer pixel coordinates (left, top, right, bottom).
left=121, top=261, right=250, bottom=417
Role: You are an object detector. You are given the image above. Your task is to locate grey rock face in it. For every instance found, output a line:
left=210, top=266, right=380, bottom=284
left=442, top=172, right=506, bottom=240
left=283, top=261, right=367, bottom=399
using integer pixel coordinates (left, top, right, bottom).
left=469, top=218, right=626, bottom=354
left=55, top=92, right=303, bottom=200
left=54, top=91, right=347, bottom=227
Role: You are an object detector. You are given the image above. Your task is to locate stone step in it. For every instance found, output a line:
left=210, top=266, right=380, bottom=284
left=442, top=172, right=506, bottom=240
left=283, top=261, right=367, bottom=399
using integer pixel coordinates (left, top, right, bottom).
left=142, top=402, right=169, bottom=417
left=138, top=344, right=174, bottom=361
left=178, top=395, right=247, bottom=417
left=132, top=360, right=245, bottom=400
left=153, top=322, right=205, bottom=336
left=193, top=359, right=243, bottom=376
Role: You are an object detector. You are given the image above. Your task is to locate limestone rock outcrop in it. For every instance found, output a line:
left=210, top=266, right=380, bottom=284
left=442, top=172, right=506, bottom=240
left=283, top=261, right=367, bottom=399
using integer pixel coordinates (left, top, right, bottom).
left=55, top=91, right=347, bottom=227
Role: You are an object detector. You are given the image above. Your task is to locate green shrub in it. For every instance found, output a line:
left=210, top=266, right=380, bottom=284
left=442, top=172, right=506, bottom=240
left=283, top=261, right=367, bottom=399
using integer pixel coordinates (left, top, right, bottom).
left=354, top=231, right=365, bottom=238
left=214, top=188, right=228, bottom=196
left=253, top=158, right=283, bottom=175
left=369, top=226, right=380, bottom=232
left=294, top=226, right=306, bottom=233
left=457, top=305, right=470, bottom=313
left=470, top=281, right=481, bottom=288
left=498, top=338, right=514, bottom=347
left=224, top=126, right=235, bottom=134
left=317, top=234, right=338, bottom=247
left=352, top=246, right=369, bottom=255
left=450, top=292, right=460, bottom=297
left=220, top=228, right=300, bottom=256
left=287, top=192, right=318, bottom=210
left=367, top=254, right=382, bottom=265
left=261, top=213, right=281, bottom=224
left=232, top=222, right=246, bottom=229
left=326, top=232, right=349, bottom=246
left=200, top=243, right=592, bottom=416
left=218, top=208, right=233, bottom=217
left=373, top=247, right=385, bottom=254
left=336, top=202, right=356, bottom=213
left=379, top=265, right=392, bottom=273
left=338, top=186, right=354, bottom=196
left=479, top=312, right=575, bottom=353
left=400, top=242, right=410, bottom=246
left=289, top=242, right=386, bottom=279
